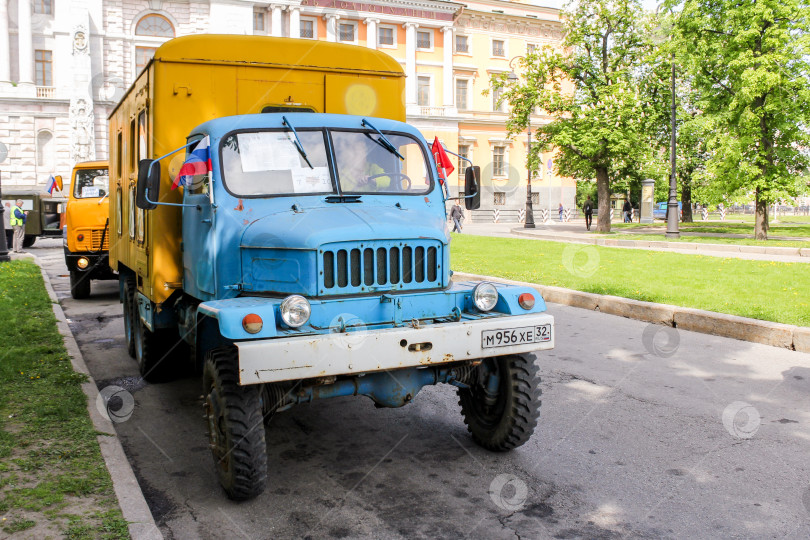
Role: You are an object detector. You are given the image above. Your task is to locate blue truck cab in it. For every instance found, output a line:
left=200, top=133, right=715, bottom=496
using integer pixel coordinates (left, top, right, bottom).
left=135, top=112, right=555, bottom=500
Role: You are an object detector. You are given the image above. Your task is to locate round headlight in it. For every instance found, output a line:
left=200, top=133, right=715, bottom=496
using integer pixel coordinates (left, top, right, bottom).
left=76, top=257, right=90, bottom=269
left=280, top=295, right=311, bottom=328
left=472, top=282, right=498, bottom=312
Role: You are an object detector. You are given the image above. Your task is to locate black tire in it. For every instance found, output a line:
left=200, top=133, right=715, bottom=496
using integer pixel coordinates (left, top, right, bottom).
left=458, top=354, right=541, bottom=451
left=22, top=235, right=36, bottom=248
left=135, top=316, right=174, bottom=382
left=122, top=276, right=137, bottom=358
left=203, top=346, right=267, bottom=501
left=69, top=270, right=91, bottom=299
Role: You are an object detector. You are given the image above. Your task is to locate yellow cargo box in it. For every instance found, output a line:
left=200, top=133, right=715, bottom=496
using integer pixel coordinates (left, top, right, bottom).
left=108, top=35, right=405, bottom=307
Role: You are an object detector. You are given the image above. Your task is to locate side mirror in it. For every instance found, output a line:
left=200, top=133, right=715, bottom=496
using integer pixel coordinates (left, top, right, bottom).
left=136, top=159, right=159, bottom=210
left=54, top=175, right=63, bottom=192
left=464, top=166, right=481, bottom=211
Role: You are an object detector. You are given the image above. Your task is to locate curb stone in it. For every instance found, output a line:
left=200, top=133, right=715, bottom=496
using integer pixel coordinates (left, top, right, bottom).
left=33, top=256, right=162, bottom=540
left=453, top=271, right=810, bottom=353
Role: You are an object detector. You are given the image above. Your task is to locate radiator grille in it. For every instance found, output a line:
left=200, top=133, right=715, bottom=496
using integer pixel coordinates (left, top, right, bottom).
left=320, top=241, right=441, bottom=294
left=76, top=228, right=109, bottom=251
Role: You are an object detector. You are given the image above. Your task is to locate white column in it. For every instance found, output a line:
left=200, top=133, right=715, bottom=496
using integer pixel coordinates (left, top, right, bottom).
left=271, top=5, right=283, bottom=37
left=325, top=14, right=339, bottom=42
left=442, top=26, right=454, bottom=108
left=289, top=7, right=300, bottom=39
left=404, top=22, right=417, bottom=104
left=0, top=0, right=10, bottom=82
left=17, top=0, right=34, bottom=85
left=364, top=18, right=378, bottom=49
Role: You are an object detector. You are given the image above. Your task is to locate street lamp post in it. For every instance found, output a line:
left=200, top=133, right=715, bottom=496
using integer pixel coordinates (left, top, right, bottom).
left=0, top=141, right=10, bottom=262
left=666, top=54, right=680, bottom=239
left=507, top=65, right=535, bottom=229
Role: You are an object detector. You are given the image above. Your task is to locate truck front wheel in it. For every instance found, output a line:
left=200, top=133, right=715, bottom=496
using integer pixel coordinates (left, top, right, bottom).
left=22, top=235, right=36, bottom=248
left=69, top=270, right=91, bottom=299
left=458, top=354, right=541, bottom=451
left=203, top=346, right=267, bottom=501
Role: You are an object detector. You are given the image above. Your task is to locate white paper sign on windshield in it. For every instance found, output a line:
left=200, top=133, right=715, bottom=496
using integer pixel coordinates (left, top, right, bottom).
left=82, top=186, right=100, bottom=198
left=238, top=133, right=301, bottom=172
left=291, top=167, right=332, bottom=193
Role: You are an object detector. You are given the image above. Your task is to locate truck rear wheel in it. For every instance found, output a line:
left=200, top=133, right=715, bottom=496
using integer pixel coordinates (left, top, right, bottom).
left=22, top=235, right=36, bottom=248
left=458, top=354, right=541, bottom=451
left=69, top=270, right=91, bottom=299
left=135, top=317, right=173, bottom=382
left=122, top=277, right=137, bottom=358
left=203, top=346, right=267, bottom=501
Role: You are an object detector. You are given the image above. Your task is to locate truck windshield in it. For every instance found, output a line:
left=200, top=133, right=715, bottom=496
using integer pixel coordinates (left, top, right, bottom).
left=221, top=130, right=334, bottom=196
left=220, top=129, right=433, bottom=197
left=73, top=169, right=109, bottom=199
left=332, top=131, right=431, bottom=194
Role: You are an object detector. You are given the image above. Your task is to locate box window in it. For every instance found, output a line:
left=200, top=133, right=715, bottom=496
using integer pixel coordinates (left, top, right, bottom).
left=417, top=30, right=432, bottom=49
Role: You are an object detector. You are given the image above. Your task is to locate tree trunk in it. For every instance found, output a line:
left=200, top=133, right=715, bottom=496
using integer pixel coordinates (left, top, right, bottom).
left=754, top=187, right=768, bottom=240
left=596, top=166, right=611, bottom=232
left=681, top=178, right=693, bottom=222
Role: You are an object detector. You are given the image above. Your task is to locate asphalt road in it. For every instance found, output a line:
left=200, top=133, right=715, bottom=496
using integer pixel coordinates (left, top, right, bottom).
left=31, top=240, right=810, bottom=539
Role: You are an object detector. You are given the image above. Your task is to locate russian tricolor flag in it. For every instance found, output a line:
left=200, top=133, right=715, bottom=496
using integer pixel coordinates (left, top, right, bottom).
left=172, top=136, right=211, bottom=190
left=46, top=175, right=57, bottom=195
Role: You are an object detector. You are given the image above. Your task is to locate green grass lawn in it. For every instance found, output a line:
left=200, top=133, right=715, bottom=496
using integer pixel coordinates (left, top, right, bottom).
left=612, top=221, right=810, bottom=237
left=612, top=234, right=809, bottom=248
left=451, top=234, right=810, bottom=327
left=0, top=261, right=128, bottom=538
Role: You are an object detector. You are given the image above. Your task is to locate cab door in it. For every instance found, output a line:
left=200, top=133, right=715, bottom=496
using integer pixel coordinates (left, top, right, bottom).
left=182, top=155, right=217, bottom=300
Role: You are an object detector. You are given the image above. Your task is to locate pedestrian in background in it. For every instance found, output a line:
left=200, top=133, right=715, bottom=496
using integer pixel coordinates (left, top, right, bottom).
left=583, top=196, right=593, bottom=231
left=623, top=198, right=632, bottom=223
left=558, top=202, right=564, bottom=222
left=450, top=202, right=464, bottom=233
left=10, top=199, right=27, bottom=253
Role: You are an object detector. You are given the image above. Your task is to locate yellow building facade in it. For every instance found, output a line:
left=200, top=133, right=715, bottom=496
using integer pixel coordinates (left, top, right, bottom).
left=282, top=0, right=574, bottom=220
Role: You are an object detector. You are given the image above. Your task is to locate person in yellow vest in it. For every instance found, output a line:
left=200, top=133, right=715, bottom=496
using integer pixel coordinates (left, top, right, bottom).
left=10, top=199, right=28, bottom=253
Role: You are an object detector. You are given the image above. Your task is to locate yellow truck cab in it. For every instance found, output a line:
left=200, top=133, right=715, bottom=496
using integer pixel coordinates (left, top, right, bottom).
left=64, top=161, right=116, bottom=298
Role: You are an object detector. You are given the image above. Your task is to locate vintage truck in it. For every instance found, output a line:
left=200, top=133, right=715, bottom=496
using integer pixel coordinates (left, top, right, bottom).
left=63, top=161, right=116, bottom=298
left=109, top=35, right=554, bottom=500
left=3, top=188, right=66, bottom=248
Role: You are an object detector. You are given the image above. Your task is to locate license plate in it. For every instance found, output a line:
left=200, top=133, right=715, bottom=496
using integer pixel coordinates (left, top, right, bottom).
left=481, top=324, right=552, bottom=349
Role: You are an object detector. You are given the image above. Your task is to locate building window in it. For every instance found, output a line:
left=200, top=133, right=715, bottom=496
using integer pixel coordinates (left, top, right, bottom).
left=135, top=47, right=157, bottom=75
left=456, top=79, right=468, bottom=110
left=458, top=144, right=469, bottom=177
left=494, top=192, right=506, bottom=206
left=493, top=87, right=504, bottom=112
left=34, top=0, right=53, bottom=15
left=417, top=30, right=432, bottom=49
left=339, top=22, right=356, bottom=42
left=36, top=130, right=54, bottom=168
left=378, top=26, right=395, bottom=47
left=417, top=76, right=430, bottom=106
left=300, top=19, right=315, bottom=39
left=493, top=146, right=506, bottom=176
left=527, top=43, right=537, bottom=54
left=455, top=35, right=469, bottom=53
left=253, top=11, right=265, bottom=33
left=492, top=39, right=505, bottom=57
left=35, top=50, right=52, bottom=86
left=135, top=14, right=174, bottom=37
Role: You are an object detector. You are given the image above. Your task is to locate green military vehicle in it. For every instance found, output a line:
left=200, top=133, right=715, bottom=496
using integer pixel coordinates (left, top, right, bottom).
left=3, top=189, right=67, bottom=248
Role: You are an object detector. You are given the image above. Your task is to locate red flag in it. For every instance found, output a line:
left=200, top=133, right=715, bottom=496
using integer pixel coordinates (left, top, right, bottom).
left=431, top=137, right=455, bottom=182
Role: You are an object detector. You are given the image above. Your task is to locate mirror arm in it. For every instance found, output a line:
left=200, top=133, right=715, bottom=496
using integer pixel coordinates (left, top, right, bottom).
left=439, top=148, right=479, bottom=199
left=144, top=141, right=202, bottom=209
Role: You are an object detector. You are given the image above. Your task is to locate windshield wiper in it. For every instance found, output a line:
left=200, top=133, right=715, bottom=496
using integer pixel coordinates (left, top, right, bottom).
left=361, top=119, right=404, bottom=160
left=282, top=116, right=314, bottom=169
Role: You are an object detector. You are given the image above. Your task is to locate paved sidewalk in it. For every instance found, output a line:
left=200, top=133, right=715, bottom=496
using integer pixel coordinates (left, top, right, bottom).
left=456, top=221, right=810, bottom=263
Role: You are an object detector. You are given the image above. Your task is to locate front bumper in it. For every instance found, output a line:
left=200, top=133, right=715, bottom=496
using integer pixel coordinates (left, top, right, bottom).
left=64, top=250, right=116, bottom=279
left=236, top=312, right=554, bottom=385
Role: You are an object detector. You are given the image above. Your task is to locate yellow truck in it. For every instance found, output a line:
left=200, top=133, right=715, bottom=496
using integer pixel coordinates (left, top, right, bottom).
left=64, top=161, right=115, bottom=299
left=112, top=35, right=552, bottom=501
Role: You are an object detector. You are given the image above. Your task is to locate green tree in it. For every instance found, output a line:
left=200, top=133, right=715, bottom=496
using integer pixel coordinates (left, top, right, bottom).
left=669, top=0, right=810, bottom=239
left=490, top=0, right=656, bottom=232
